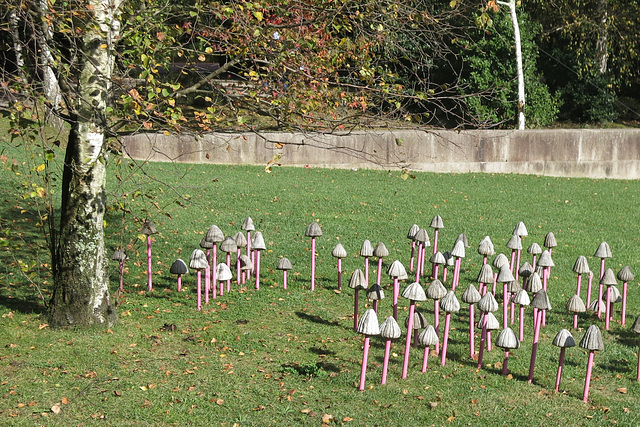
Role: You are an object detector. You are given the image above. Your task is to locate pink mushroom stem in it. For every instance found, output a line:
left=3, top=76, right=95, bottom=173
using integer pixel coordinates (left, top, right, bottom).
left=501, top=351, right=510, bottom=375
left=469, top=304, right=476, bottom=359
left=528, top=309, right=543, bottom=383
left=381, top=339, right=392, bottom=384
left=605, top=286, right=611, bottom=330
left=283, top=270, right=288, bottom=290
left=576, top=274, right=583, bottom=297
left=376, top=257, right=383, bottom=288
left=487, top=330, right=492, bottom=351
left=599, top=258, right=605, bottom=280
left=442, top=267, right=448, bottom=284
left=235, top=248, right=242, bottom=285
left=422, top=346, right=431, bottom=372
left=255, top=251, right=262, bottom=290
left=373, top=300, right=379, bottom=313
left=509, top=250, right=516, bottom=274
left=196, top=270, right=202, bottom=311
left=358, top=335, right=371, bottom=391
left=515, top=249, right=521, bottom=281
left=433, top=230, right=439, bottom=254
left=477, top=314, right=488, bottom=369
left=434, top=302, right=440, bottom=354
left=337, top=259, right=343, bottom=290
left=212, top=275, right=217, bottom=299
left=409, top=241, right=416, bottom=272
left=597, top=281, right=604, bottom=319
left=636, top=336, right=640, bottom=382
left=586, top=271, right=593, bottom=307
left=542, top=267, right=549, bottom=326
left=311, top=237, right=316, bottom=291
left=353, top=291, right=360, bottom=332
left=226, top=253, right=232, bottom=292
left=440, top=312, right=452, bottom=366
left=364, top=256, right=369, bottom=285
left=555, top=347, right=567, bottom=392
left=392, top=278, right=399, bottom=320
left=211, top=245, right=218, bottom=290
left=503, top=283, right=509, bottom=329
left=433, top=265, right=440, bottom=281
left=415, top=243, right=423, bottom=281
left=452, top=258, right=461, bottom=291
left=177, top=274, right=182, bottom=292
left=573, top=312, right=579, bottom=329
left=510, top=300, right=516, bottom=325
left=401, top=302, right=416, bottom=379
left=519, top=306, right=525, bottom=341
left=204, top=265, right=210, bottom=305
left=246, top=231, right=251, bottom=259
left=147, top=236, right=153, bottom=291
left=622, top=282, right=628, bottom=326
left=583, top=350, right=596, bottom=402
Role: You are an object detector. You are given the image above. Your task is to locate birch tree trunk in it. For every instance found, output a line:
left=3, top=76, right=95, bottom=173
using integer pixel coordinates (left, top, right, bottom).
left=38, top=0, right=63, bottom=128
left=48, top=0, right=121, bottom=327
left=595, top=0, right=608, bottom=74
left=499, top=0, right=525, bottom=129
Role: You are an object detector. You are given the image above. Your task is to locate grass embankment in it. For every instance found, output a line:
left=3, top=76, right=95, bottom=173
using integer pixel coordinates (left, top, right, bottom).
left=1, top=157, right=640, bottom=426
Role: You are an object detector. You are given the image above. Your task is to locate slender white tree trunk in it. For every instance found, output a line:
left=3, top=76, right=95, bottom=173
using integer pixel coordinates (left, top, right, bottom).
left=38, top=0, right=63, bottom=127
left=498, top=0, right=525, bottom=130
left=8, top=9, right=26, bottom=81
left=595, top=0, right=608, bottom=74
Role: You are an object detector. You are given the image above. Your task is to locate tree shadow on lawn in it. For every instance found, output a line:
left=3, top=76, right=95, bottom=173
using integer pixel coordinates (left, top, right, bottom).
left=295, top=310, right=343, bottom=328
left=0, top=293, right=46, bottom=314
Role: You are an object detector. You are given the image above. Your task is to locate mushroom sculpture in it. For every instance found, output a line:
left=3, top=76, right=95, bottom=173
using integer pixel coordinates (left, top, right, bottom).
left=360, top=239, right=374, bottom=284
left=407, top=224, right=420, bottom=272
left=332, top=243, right=347, bottom=290
left=567, top=294, right=586, bottom=329
left=528, top=289, right=552, bottom=383
left=276, top=257, right=293, bottom=290
left=215, top=263, right=233, bottom=299
left=170, top=258, right=188, bottom=293
left=478, top=236, right=495, bottom=265
left=440, top=290, right=461, bottom=366
left=426, top=279, right=447, bottom=353
left=401, top=282, right=427, bottom=379
left=506, top=234, right=522, bottom=278
left=527, top=242, right=542, bottom=270
left=544, top=232, right=557, bottom=255
left=367, top=284, right=385, bottom=313
left=491, top=253, right=509, bottom=295
left=512, top=289, right=530, bottom=341
left=189, top=249, right=208, bottom=311
left=572, top=255, right=590, bottom=299
left=429, top=215, right=444, bottom=254
left=495, top=327, right=520, bottom=375
left=430, top=251, right=446, bottom=282
left=239, top=255, right=252, bottom=286
left=199, top=236, right=213, bottom=301
left=373, top=242, right=389, bottom=289
left=600, top=268, right=617, bottom=325
left=476, top=292, right=499, bottom=369
left=462, top=283, right=482, bottom=359
left=477, top=263, right=494, bottom=296
left=594, top=241, right=612, bottom=280
left=450, top=239, right=466, bottom=291
left=204, top=225, right=224, bottom=290
left=141, top=219, right=158, bottom=292
left=241, top=216, right=255, bottom=260
left=305, top=221, right=323, bottom=291
left=617, top=266, right=634, bottom=326
left=379, top=316, right=401, bottom=385
left=387, top=260, right=408, bottom=320
left=251, top=232, right=266, bottom=290
left=349, top=269, right=368, bottom=332
left=219, top=236, right=237, bottom=294
left=632, top=315, right=640, bottom=382
left=418, top=325, right=439, bottom=372
left=111, top=248, right=128, bottom=292
left=537, top=250, right=554, bottom=326
left=233, top=231, right=248, bottom=285
left=580, top=324, right=604, bottom=402
left=414, top=228, right=430, bottom=280
left=552, top=329, right=576, bottom=392
left=518, top=262, right=533, bottom=293
left=497, top=264, right=516, bottom=328
left=357, top=308, right=380, bottom=391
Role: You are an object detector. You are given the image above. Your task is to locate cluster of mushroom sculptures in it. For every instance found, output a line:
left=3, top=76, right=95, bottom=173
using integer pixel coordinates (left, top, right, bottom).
left=111, top=216, right=640, bottom=402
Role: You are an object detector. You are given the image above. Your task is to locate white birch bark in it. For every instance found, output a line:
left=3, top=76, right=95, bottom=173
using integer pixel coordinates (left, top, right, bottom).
left=498, top=0, right=525, bottom=130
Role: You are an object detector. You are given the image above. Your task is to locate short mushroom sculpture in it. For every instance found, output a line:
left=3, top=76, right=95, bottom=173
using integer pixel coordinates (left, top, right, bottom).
left=141, top=219, right=158, bottom=292
left=440, top=291, right=461, bottom=366
left=418, top=325, right=439, bottom=372
left=349, top=269, right=368, bottom=332
left=572, top=255, right=590, bottom=298
left=401, top=282, right=427, bottom=379
left=170, top=258, right=188, bottom=293
left=219, top=236, right=237, bottom=293
left=505, top=234, right=522, bottom=278
left=241, top=216, right=255, bottom=259
left=111, top=248, right=128, bottom=292
left=617, top=266, right=634, bottom=326
left=233, top=231, right=248, bottom=285
left=414, top=228, right=430, bottom=279
left=600, top=268, right=617, bottom=325
left=379, top=316, right=401, bottom=385
left=276, top=257, right=293, bottom=290
left=204, top=224, right=224, bottom=288
left=332, top=243, right=348, bottom=290
left=512, top=289, right=530, bottom=341
left=189, top=249, right=208, bottom=310
left=580, top=324, right=604, bottom=402
left=552, top=329, right=576, bottom=392
left=478, top=236, right=495, bottom=265
left=495, top=327, right=520, bottom=375
left=215, top=263, right=232, bottom=298
left=305, top=222, right=323, bottom=291
left=567, top=294, right=586, bottom=329
left=367, top=284, right=385, bottom=313
left=462, top=283, right=482, bottom=359
left=477, top=263, right=494, bottom=296
left=527, top=242, right=542, bottom=270
left=357, top=309, right=380, bottom=391
left=528, top=289, right=552, bottom=383
left=430, top=251, right=446, bottom=282
left=426, top=279, right=447, bottom=354
left=477, top=292, right=499, bottom=369
left=543, top=232, right=557, bottom=255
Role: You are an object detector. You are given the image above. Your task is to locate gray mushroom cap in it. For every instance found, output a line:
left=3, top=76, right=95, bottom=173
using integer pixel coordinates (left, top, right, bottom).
left=189, top=249, right=208, bottom=270
left=241, top=216, right=255, bottom=231
left=360, top=240, right=374, bottom=257
left=523, top=271, right=543, bottom=293
left=199, top=236, right=214, bottom=249
left=579, top=324, right=604, bottom=351
left=239, top=254, right=253, bottom=271
left=478, top=236, right=495, bottom=257
left=478, top=312, right=500, bottom=330
left=414, top=228, right=430, bottom=245
left=418, top=325, right=439, bottom=347
left=478, top=292, right=499, bottom=313
left=215, top=263, right=233, bottom=281
left=426, top=279, right=447, bottom=300
left=402, top=282, right=427, bottom=301
left=537, top=250, right=555, bottom=268
left=512, top=289, right=530, bottom=306
left=544, top=232, right=557, bottom=249
left=609, top=285, right=622, bottom=303
left=407, top=224, right=420, bottom=240
left=205, top=224, right=225, bottom=243
left=566, top=294, right=586, bottom=313
left=387, top=260, right=408, bottom=280
left=631, top=315, right=640, bottom=334
left=367, top=284, right=385, bottom=301
left=356, top=309, right=380, bottom=336
left=443, top=251, right=454, bottom=267
left=305, top=221, right=323, bottom=238
left=497, top=264, right=515, bottom=283
left=553, top=329, right=576, bottom=348
left=379, top=316, right=402, bottom=340
left=276, top=257, right=293, bottom=271
left=506, top=234, right=522, bottom=251
left=588, top=298, right=605, bottom=312
left=170, top=258, right=188, bottom=275
left=440, top=291, right=461, bottom=313
left=507, top=280, right=522, bottom=293
left=234, top=231, right=248, bottom=248
left=594, top=241, right=612, bottom=259
left=527, top=242, right=542, bottom=255
left=600, top=268, right=617, bottom=286
left=530, top=289, right=552, bottom=310
left=373, top=242, right=389, bottom=258
left=430, top=251, right=446, bottom=266
left=451, top=239, right=466, bottom=258
left=251, top=232, right=266, bottom=251
left=477, top=263, right=495, bottom=284
left=462, top=283, right=482, bottom=304
left=493, top=253, right=510, bottom=269
left=513, top=221, right=528, bottom=237
left=573, top=255, right=591, bottom=274
left=220, top=236, right=238, bottom=253
left=430, top=215, right=444, bottom=229
left=617, top=265, right=635, bottom=282
left=112, top=248, right=128, bottom=262
left=455, top=233, right=470, bottom=248
left=348, top=268, right=368, bottom=290
left=519, top=262, right=533, bottom=278
left=406, top=310, right=428, bottom=330
left=496, top=327, right=520, bottom=350
left=141, top=219, right=158, bottom=235
left=332, top=243, right=347, bottom=258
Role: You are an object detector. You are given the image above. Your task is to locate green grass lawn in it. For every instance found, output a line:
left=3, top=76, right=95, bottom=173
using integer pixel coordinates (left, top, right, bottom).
left=1, top=154, right=640, bottom=426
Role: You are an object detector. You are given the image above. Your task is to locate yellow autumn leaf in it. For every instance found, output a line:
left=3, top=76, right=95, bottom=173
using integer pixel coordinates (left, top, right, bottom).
left=36, top=163, right=46, bottom=172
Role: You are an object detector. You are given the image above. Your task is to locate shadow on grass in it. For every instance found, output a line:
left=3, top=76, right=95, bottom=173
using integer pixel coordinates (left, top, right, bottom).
left=0, top=294, right=46, bottom=314
left=295, top=311, right=342, bottom=327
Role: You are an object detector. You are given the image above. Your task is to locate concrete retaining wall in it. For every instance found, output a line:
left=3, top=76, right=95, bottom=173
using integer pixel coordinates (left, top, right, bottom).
left=123, top=129, right=640, bottom=179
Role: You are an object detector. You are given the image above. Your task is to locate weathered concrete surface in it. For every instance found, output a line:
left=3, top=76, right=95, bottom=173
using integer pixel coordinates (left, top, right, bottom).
left=123, top=129, right=640, bottom=179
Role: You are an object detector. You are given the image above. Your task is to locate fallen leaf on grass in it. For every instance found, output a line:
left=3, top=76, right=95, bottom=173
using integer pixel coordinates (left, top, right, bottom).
left=322, top=414, right=333, bottom=423
left=618, top=387, right=627, bottom=394
left=215, top=398, right=224, bottom=405
left=253, top=405, right=266, bottom=411
left=61, top=397, right=69, bottom=405
left=343, top=417, right=353, bottom=422
left=51, top=403, right=62, bottom=415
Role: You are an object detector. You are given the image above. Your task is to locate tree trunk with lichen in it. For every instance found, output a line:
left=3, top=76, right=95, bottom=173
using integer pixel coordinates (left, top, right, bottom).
left=47, top=0, right=120, bottom=327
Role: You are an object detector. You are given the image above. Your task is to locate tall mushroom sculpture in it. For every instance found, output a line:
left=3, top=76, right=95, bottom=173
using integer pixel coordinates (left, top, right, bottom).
left=215, top=263, right=233, bottom=298
left=332, top=243, right=347, bottom=290
left=379, top=316, right=401, bottom=385
left=506, top=234, right=522, bottom=278
left=360, top=239, right=374, bottom=284
left=401, top=282, right=427, bottom=379
left=387, top=260, right=408, bottom=320
left=429, top=215, right=444, bottom=254
left=594, top=241, right=612, bottom=280
left=367, top=283, right=385, bottom=313
left=305, top=221, right=322, bottom=291
left=418, top=325, right=439, bottom=372
left=414, top=228, right=430, bottom=280
left=349, top=269, right=368, bottom=332
left=450, top=239, right=465, bottom=291
left=440, top=290, right=461, bottom=366
left=580, top=324, right=604, bottom=402
left=572, top=255, right=590, bottom=299
left=512, top=289, right=530, bottom=341
left=552, top=329, right=576, bottom=392
left=495, top=327, right=520, bottom=375
left=477, top=292, right=499, bottom=369
left=170, top=258, right=188, bottom=293
left=357, top=309, right=380, bottom=391
left=497, top=264, right=516, bottom=328
left=233, top=231, right=248, bottom=285
left=373, top=242, right=389, bottom=289
left=430, top=251, right=446, bottom=282
left=251, top=232, right=266, bottom=290
left=204, top=225, right=224, bottom=291
left=478, top=236, right=495, bottom=265
left=241, top=216, right=255, bottom=260
left=141, top=219, right=158, bottom=292
left=407, top=224, right=420, bottom=272
left=276, top=257, right=293, bottom=290
left=462, top=283, right=482, bottom=359
left=219, top=236, right=237, bottom=294
left=528, top=289, right=552, bottom=383
left=111, top=248, right=128, bottom=292
left=617, top=266, right=634, bottom=326
left=527, top=242, right=542, bottom=270
left=477, top=263, right=494, bottom=296
left=189, top=249, right=208, bottom=311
